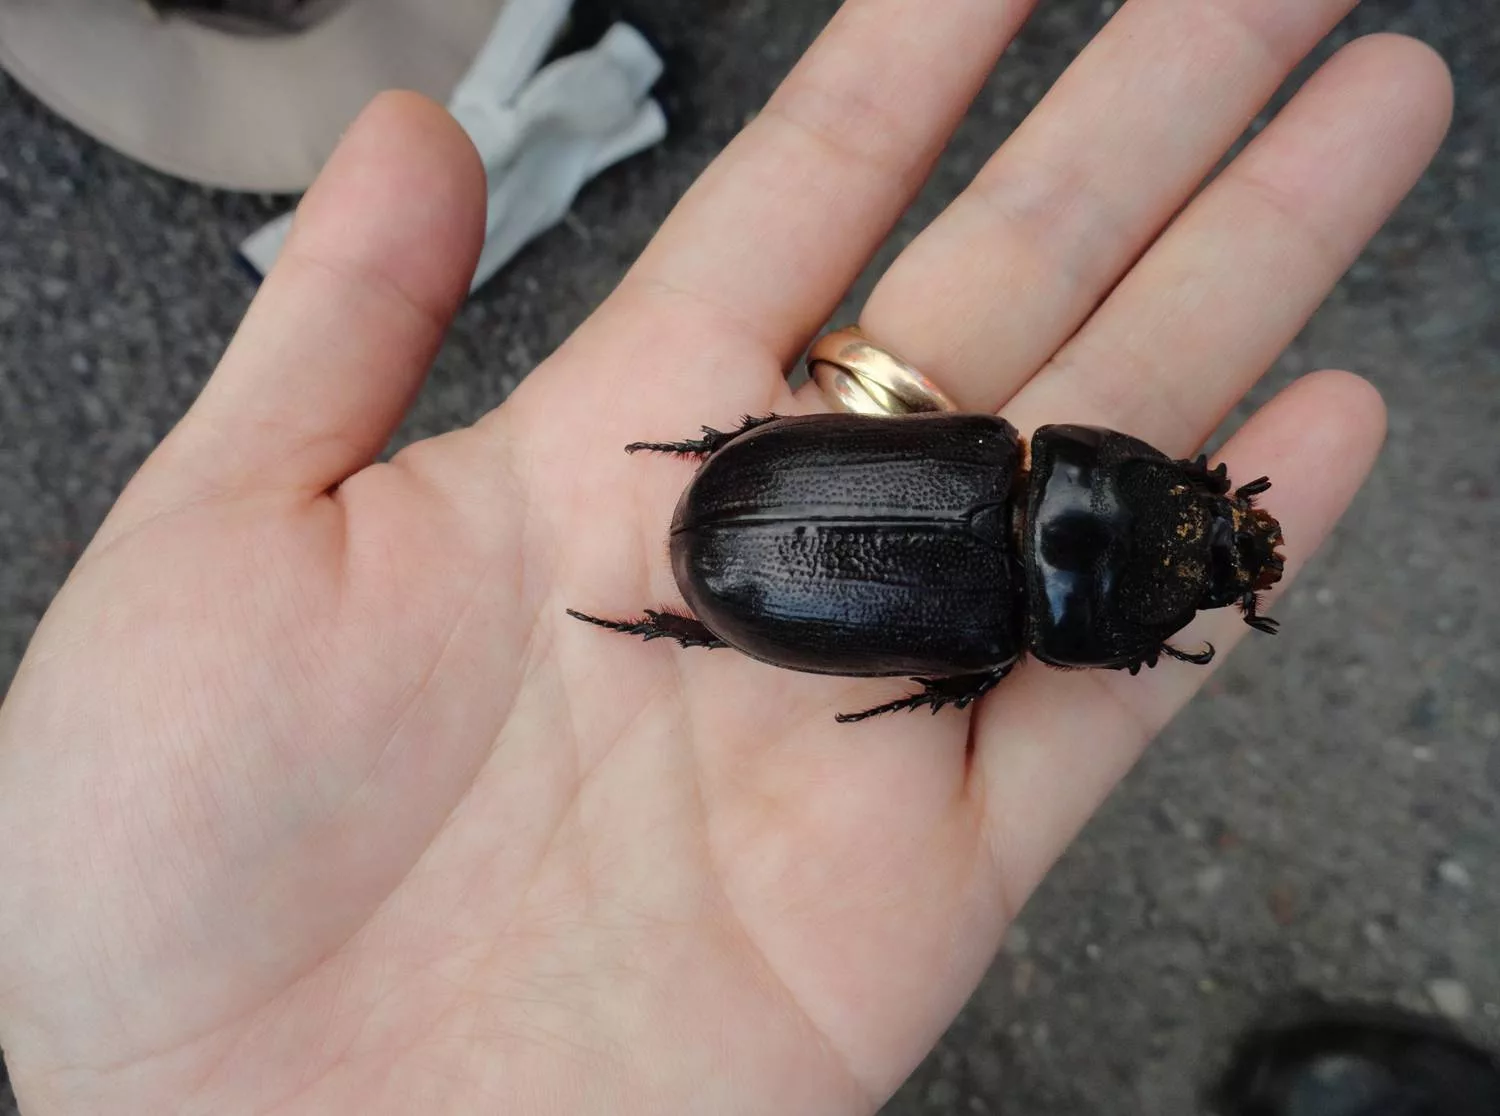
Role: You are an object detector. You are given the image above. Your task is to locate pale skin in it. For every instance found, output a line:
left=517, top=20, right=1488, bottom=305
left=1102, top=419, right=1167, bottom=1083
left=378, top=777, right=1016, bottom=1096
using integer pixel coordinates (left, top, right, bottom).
left=0, top=0, right=1452, bottom=1111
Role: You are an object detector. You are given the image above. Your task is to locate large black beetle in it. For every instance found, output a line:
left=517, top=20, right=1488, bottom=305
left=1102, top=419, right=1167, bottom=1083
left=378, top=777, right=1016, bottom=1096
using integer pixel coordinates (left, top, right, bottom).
left=569, top=412, right=1286, bottom=723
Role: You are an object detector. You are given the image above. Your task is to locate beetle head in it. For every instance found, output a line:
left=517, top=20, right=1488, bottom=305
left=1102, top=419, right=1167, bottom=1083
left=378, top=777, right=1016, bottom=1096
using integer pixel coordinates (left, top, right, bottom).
left=1202, top=484, right=1286, bottom=612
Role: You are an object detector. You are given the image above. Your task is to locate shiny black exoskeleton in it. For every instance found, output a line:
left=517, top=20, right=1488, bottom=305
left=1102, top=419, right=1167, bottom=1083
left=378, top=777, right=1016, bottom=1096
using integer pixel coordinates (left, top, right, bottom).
left=569, top=412, right=1286, bottom=723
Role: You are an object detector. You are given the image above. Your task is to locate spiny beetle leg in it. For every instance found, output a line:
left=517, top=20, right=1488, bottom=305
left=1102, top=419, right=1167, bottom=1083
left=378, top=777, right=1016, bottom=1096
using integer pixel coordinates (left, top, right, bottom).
left=624, top=414, right=783, bottom=459
left=1176, top=453, right=1233, bottom=496
left=836, top=668, right=1011, bottom=725
left=566, top=608, right=727, bottom=649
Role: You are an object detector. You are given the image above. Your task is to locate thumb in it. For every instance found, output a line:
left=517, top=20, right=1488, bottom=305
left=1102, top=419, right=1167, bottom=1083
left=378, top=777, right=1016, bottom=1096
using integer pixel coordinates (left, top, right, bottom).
left=127, top=91, right=486, bottom=520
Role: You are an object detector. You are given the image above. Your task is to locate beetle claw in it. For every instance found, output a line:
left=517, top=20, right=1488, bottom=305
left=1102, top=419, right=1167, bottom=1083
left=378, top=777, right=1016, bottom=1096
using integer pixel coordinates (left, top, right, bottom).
left=1239, top=591, right=1280, bottom=636
left=1247, top=615, right=1281, bottom=635
left=1160, top=641, right=1216, bottom=666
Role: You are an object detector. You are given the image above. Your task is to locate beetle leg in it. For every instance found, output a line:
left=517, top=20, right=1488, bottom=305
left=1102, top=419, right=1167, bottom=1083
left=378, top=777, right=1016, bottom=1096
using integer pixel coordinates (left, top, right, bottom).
left=1176, top=454, right=1233, bottom=496
left=1123, top=642, right=1215, bottom=674
left=1236, top=603, right=1284, bottom=636
left=624, top=414, right=784, bottom=459
left=835, top=669, right=1011, bottom=724
left=1160, top=641, right=1216, bottom=666
left=1235, top=476, right=1273, bottom=500
left=1240, top=591, right=1281, bottom=635
left=565, top=608, right=728, bottom=649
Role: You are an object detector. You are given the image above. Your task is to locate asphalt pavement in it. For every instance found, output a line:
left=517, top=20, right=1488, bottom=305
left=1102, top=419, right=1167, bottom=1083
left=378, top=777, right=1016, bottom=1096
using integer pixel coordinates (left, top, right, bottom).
left=0, top=1, right=1495, bottom=1112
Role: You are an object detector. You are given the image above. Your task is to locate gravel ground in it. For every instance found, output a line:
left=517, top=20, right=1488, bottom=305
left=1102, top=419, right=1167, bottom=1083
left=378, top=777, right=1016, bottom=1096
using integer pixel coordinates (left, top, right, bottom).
left=0, top=1, right=1495, bottom=1113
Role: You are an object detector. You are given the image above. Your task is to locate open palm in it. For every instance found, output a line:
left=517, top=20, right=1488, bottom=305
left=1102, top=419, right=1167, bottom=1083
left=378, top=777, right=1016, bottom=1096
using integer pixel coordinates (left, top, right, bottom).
left=0, top=2, right=1449, bottom=1113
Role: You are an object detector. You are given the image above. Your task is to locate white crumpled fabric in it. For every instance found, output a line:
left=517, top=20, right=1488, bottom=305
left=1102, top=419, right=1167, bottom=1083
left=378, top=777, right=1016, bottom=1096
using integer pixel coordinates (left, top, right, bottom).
left=240, top=0, right=666, bottom=292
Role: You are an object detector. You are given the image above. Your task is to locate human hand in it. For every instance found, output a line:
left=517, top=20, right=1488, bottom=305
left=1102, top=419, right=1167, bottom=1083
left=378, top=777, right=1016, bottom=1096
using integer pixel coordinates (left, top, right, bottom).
left=0, top=1, right=1450, bottom=1112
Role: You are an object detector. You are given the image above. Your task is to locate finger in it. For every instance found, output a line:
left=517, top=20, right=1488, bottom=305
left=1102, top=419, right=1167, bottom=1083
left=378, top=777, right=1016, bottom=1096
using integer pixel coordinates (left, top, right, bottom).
left=139, top=92, right=486, bottom=505
left=1004, top=34, right=1452, bottom=448
left=974, top=370, right=1385, bottom=914
left=611, top=0, right=1036, bottom=369
left=855, top=0, right=1361, bottom=411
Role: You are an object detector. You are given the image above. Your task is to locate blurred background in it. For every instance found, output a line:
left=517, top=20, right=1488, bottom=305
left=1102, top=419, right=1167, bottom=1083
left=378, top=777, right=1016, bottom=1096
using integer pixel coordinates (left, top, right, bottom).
left=0, top=0, right=1494, bottom=1112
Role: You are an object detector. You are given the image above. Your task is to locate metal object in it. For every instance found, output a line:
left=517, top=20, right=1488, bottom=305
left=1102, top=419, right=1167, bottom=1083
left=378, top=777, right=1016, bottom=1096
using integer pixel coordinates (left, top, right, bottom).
left=807, top=327, right=959, bottom=415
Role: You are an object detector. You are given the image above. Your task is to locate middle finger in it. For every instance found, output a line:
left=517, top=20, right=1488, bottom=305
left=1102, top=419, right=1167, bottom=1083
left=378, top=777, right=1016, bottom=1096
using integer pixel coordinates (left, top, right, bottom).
left=856, top=0, right=1359, bottom=411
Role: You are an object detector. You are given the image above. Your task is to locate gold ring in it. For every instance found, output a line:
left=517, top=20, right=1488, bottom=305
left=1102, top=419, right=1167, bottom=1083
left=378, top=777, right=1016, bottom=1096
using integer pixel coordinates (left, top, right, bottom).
left=808, top=327, right=958, bottom=415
